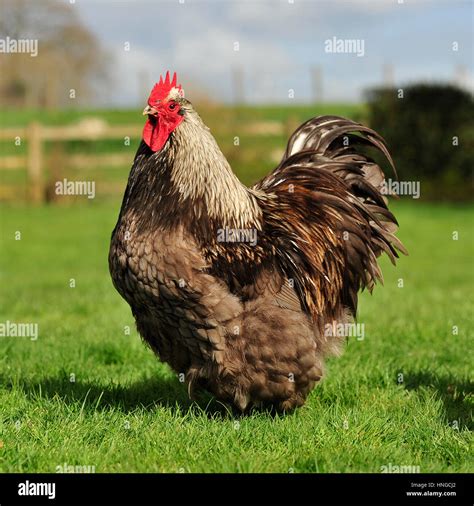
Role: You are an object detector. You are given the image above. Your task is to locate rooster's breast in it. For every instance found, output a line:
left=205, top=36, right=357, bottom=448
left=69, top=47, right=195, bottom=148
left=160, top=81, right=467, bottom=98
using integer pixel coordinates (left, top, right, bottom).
left=108, top=211, right=240, bottom=372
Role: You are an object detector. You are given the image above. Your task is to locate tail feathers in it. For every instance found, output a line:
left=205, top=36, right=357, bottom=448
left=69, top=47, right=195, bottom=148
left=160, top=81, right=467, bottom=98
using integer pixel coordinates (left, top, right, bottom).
left=283, top=115, right=396, bottom=176
left=281, top=115, right=397, bottom=197
left=281, top=115, right=406, bottom=256
left=254, top=115, right=407, bottom=318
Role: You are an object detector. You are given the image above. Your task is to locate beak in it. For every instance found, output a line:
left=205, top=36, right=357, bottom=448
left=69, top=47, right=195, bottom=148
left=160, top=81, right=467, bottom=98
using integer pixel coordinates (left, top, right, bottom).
left=143, top=105, right=158, bottom=117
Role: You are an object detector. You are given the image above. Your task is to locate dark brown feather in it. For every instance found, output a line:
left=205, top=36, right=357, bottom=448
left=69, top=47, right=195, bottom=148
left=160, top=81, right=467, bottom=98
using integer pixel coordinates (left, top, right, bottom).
left=109, top=111, right=406, bottom=412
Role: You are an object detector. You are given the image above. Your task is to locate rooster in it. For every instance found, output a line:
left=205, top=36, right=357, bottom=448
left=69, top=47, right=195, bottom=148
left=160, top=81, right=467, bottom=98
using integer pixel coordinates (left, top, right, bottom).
left=109, top=72, right=406, bottom=412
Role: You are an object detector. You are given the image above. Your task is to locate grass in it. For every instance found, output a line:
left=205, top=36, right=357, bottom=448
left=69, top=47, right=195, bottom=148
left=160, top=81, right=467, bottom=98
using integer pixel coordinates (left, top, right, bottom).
left=0, top=103, right=366, bottom=129
left=0, top=198, right=472, bottom=473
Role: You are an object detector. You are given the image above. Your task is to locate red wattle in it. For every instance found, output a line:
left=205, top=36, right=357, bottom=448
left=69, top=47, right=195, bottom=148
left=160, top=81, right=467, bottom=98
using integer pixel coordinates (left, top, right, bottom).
left=143, top=118, right=169, bottom=152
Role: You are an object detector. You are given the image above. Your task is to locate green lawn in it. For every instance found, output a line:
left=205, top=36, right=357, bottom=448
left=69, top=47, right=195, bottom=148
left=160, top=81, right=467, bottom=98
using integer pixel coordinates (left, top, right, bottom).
left=0, top=200, right=472, bottom=473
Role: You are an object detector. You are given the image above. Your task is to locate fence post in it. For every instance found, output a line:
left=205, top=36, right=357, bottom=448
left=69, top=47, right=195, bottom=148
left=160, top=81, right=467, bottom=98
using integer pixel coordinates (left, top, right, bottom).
left=286, top=115, right=299, bottom=138
left=27, top=121, right=44, bottom=204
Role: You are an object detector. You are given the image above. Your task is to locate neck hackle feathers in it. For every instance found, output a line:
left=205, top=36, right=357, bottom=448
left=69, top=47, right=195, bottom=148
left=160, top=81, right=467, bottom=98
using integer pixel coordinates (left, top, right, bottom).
left=148, top=71, right=184, bottom=104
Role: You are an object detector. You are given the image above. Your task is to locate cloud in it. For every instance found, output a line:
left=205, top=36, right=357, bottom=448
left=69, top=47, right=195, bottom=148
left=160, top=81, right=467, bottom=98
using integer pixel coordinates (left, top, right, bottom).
left=74, top=0, right=473, bottom=106
left=173, top=27, right=294, bottom=101
left=106, top=22, right=295, bottom=105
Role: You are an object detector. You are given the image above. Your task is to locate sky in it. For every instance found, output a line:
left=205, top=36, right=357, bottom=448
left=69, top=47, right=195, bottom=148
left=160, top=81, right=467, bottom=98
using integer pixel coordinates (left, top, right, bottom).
left=72, top=0, right=473, bottom=106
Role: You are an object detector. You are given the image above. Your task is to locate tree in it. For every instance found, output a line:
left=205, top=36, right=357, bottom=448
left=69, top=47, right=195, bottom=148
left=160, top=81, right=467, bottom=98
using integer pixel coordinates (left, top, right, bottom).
left=366, top=83, right=474, bottom=201
left=0, top=0, right=109, bottom=108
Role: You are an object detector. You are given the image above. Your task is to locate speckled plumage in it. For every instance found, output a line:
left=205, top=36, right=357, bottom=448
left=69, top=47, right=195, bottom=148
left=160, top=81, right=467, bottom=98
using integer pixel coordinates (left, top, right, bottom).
left=109, top=102, right=406, bottom=412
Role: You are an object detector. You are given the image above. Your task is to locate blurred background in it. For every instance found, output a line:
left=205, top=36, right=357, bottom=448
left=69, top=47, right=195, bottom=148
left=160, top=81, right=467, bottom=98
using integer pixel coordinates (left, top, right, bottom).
left=0, top=0, right=472, bottom=202
left=0, top=0, right=473, bottom=473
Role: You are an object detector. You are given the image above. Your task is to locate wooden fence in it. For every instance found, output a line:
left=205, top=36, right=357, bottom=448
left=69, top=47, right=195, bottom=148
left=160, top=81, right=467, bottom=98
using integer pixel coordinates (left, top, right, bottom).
left=0, top=122, right=144, bottom=203
left=0, top=119, right=292, bottom=203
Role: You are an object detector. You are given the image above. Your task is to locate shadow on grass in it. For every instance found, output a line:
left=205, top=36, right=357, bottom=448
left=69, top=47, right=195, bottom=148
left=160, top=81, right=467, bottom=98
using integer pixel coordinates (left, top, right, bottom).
left=402, top=371, right=473, bottom=430
left=2, top=373, right=239, bottom=418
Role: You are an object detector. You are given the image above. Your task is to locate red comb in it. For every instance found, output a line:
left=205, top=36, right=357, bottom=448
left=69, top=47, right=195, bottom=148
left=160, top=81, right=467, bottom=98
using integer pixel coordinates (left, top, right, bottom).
left=148, top=71, right=183, bottom=103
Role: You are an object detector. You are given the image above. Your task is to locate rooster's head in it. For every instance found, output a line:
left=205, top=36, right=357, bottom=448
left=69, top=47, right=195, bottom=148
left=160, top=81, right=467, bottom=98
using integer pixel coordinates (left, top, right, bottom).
left=142, top=71, right=185, bottom=152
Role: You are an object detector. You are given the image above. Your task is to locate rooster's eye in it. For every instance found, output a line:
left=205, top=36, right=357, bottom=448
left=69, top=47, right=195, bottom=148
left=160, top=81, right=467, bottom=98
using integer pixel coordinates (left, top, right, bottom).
left=169, top=103, right=177, bottom=110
